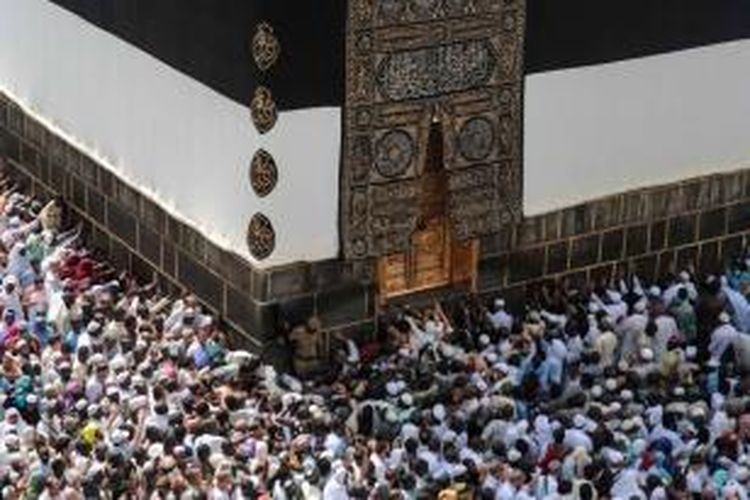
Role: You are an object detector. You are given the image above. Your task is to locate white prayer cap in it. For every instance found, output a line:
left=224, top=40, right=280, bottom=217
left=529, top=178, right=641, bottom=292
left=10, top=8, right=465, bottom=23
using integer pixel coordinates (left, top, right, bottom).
left=400, top=393, right=414, bottom=407
left=689, top=405, right=707, bottom=420
left=507, top=448, right=522, bottom=463
left=4, top=434, right=20, bottom=447
left=591, top=385, right=604, bottom=399
left=432, top=404, right=446, bottom=422
left=386, top=381, right=401, bottom=397
left=620, top=419, right=635, bottom=432
left=673, top=386, right=686, bottom=397
left=110, top=354, right=126, bottom=372
left=87, top=404, right=100, bottom=417
left=479, top=334, right=490, bottom=346
left=608, top=402, right=622, bottom=415
left=226, top=350, right=255, bottom=365
left=604, top=449, right=624, bottom=466
left=385, top=408, right=398, bottom=423
left=148, top=443, right=164, bottom=460
left=679, top=271, right=690, bottom=281
left=495, top=298, right=506, bottom=308
left=111, top=429, right=129, bottom=445
left=640, top=348, right=654, bottom=362
left=90, top=353, right=106, bottom=366
left=648, top=286, right=661, bottom=297
left=620, top=389, right=634, bottom=402
left=605, top=378, right=618, bottom=392
left=573, top=414, right=587, bottom=428
left=685, top=346, right=697, bottom=359
left=736, top=466, right=750, bottom=482
left=442, top=430, right=457, bottom=443
left=719, top=311, right=731, bottom=324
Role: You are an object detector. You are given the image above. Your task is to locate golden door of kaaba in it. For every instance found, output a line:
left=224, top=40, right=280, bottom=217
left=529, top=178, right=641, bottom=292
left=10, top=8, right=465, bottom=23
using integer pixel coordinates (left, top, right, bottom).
left=378, top=121, right=479, bottom=299
left=342, top=0, right=525, bottom=298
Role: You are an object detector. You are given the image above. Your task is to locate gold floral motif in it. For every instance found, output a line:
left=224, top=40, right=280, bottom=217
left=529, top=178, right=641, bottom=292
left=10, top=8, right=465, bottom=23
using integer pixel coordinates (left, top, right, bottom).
left=252, top=22, right=280, bottom=72
left=250, top=87, right=277, bottom=134
left=249, top=149, right=278, bottom=197
left=247, top=213, right=275, bottom=260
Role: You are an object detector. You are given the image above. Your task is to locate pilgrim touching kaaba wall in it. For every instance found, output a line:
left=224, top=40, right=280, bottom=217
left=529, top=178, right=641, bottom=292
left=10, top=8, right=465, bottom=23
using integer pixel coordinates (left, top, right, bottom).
left=1, top=0, right=750, bottom=346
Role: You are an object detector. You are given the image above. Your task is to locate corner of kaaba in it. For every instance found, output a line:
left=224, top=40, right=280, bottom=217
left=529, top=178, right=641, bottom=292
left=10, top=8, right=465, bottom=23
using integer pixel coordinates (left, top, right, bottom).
left=2, top=0, right=750, bottom=497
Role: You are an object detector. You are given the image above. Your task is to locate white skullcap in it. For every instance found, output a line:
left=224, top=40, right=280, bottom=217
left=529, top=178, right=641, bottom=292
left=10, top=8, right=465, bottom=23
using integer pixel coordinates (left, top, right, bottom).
left=648, top=286, right=661, bottom=297
left=148, top=443, right=164, bottom=460
left=591, top=385, right=604, bottom=399
left=736, top=466, right=750, bottom=482
left=605, top=378, right=618, bottom=392
left=620, top=389, right=634, bottom=402
left=674, top=386, right=686, bottom=397
left=432, top=404, right=446, bottom=422
left=573, top=414, right=587, bottom=428
left=719, top=311, right=731, bottom=324
left=507, top=448, right=522, bottom=462
left=111, top=429, right=129, bottom=445
left=385, top=381, right=401, bottom=397
left=679, top=271, right=690, bottom=282
left=685, top=346, right=697, bottom=360
left=604, top=448, right=624, bottom=466
left=479, top=334, right=490, bottom=346
left=400, top=393, right=414, bottom=407
left=640, top=348, right=654, bottom=362
left=495, top=298, right=505, bottom=308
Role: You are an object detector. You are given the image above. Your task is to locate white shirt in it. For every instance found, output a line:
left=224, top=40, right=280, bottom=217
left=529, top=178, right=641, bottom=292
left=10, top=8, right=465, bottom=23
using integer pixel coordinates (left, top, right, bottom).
left=710, top=323, right=740, bottom=361
left=488, top=309, right=513, bottom=331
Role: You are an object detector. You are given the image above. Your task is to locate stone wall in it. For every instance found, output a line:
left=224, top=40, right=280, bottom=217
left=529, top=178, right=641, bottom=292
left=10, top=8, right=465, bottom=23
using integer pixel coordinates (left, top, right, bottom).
left=478, top=170, right=750, bottom=308
left=0, top=92, right=376, bottom=356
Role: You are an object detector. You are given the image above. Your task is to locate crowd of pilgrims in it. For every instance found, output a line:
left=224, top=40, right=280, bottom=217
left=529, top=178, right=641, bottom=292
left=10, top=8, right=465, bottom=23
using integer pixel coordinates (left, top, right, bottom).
left=0, top=168, right=750, bottom=499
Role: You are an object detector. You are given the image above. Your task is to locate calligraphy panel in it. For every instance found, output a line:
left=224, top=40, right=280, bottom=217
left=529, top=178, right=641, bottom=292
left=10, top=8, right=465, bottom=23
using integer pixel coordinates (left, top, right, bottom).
left=342, top=0, right=526, bottom=258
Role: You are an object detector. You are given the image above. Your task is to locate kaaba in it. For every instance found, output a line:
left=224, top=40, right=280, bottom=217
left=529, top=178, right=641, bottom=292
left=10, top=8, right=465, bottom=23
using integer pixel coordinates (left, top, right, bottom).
left=1, top=0, right=750, bottom=350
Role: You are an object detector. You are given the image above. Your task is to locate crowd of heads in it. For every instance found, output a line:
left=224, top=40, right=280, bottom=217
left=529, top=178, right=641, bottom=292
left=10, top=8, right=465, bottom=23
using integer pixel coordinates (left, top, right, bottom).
left=0, top=166, right=750, bottom=499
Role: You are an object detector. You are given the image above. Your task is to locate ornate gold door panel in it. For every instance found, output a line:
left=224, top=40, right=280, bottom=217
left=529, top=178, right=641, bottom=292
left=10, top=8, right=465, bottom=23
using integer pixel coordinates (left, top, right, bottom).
left=378, top=217, right=451, bottom=299
left=341, top=0, right=526, bottom=259
left=451, top=237, right=479, bottom=290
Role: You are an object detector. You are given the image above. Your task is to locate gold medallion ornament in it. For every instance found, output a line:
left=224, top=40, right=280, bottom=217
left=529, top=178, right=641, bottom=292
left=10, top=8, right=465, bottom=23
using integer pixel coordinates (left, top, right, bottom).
left=250, top=86, right=277, bottom=134
left=249, top=149, right=278, bottom=197
left=252, top=22, right=280, bottom=72
left=247, top=213, right=276, bottom=260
